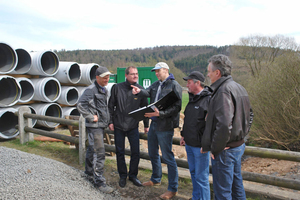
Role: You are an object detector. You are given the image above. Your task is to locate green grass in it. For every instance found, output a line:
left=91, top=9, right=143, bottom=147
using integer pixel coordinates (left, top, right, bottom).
left=181, top=91, right=189, bottom=112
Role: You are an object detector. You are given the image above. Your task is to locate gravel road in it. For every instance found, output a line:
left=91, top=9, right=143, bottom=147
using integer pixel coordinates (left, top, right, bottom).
left=0, top=146, right=126, bottom=200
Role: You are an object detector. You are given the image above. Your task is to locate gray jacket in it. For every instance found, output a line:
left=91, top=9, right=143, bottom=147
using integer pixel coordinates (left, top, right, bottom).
left=202, top=76, right=253, bottom=155
left=77, top=81, right=110, bottom=128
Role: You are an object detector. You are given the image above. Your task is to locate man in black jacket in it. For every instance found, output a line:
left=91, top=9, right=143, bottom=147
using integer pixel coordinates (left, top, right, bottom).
left=108, top=66, right=149, bottom=188
left=201, top=54, right=253, bottom=199
left=131, top=62, right=182, bottom=200
left=180, top=71, right=211, bottom=200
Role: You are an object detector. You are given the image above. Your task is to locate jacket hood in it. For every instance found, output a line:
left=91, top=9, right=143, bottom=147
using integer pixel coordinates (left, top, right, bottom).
left=188, top=86, right=211, bottom=102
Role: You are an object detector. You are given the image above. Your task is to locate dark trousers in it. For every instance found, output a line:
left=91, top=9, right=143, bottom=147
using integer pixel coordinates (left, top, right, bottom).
left=85, top=127, right=106, bottom=187
left=114, top=127, right=140, bottom=179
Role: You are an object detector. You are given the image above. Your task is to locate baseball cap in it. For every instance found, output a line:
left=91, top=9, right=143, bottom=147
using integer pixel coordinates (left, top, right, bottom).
left=151, top=62, right=170, bottom=72
left=183, top=71, right=205, bottom=82
left=96, top=66, right=111, bottom=77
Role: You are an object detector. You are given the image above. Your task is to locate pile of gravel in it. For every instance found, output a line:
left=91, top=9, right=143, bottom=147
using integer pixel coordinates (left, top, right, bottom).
left=0, top=146, right=125, bottom=200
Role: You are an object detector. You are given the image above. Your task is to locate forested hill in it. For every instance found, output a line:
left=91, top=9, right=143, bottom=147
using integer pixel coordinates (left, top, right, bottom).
left=55, top=45, right=230, bottom=86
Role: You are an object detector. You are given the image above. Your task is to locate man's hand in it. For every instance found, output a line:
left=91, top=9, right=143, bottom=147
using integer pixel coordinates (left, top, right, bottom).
left=200, top=148, right=207, bottom=154
left=144, top=108, right=159, bottom=118
left=131, top=85, right=141, bottom=94
left=210, top=147, right=230, bottom=159
left=109, top=124, right=114, bottom=131
left=93, top=115, right=98, bottom=122
left=144, top=127, right=149, bottom=134
left=180, top=137, right=185, bottom=146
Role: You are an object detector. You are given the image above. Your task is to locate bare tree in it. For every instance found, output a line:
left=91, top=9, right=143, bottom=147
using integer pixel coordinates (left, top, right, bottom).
left=231, top=34, right=299, bottom=77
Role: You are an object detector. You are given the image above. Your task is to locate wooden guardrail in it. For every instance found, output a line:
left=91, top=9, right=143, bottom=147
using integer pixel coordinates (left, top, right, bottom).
left=16, top=106, right=300, bottom=191
left=16, top=106, right=86, bottom=165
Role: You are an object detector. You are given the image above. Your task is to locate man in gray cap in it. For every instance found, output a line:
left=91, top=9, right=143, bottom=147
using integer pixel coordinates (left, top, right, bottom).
left=77, top=66, right=114, bottom=193
left=131, top=62, right=182, bottom=199
left=180, top=71, right=211, bottom=200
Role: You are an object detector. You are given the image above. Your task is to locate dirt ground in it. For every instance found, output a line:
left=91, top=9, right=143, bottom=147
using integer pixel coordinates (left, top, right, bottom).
left=104, top=116, right=300, bottom=199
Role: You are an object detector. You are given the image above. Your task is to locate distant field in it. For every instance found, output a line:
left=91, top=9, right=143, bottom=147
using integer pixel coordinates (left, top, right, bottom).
left=181, top=90, right=189, bottom=112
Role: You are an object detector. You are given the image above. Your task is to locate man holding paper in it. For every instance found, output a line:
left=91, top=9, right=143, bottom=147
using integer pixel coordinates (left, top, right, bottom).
left=131, top=62, right=182, bottom=200
left=108, top=66, right=149, bottom=188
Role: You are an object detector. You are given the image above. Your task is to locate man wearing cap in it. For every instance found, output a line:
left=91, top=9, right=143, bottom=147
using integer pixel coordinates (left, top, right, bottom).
left=201, top=54, right=253, bottom=199
left=77, top=66, right=114, bottom=194
left=180, top=71, right=211, bottom=200
left=108, top=66, right=149, bottom=188
left=131, top=62, right=182, bottom=199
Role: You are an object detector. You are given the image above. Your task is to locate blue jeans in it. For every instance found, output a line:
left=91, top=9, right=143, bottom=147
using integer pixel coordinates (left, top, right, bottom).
left=211, top=143, right=246, bottom=200
left=114, top=128, right=140, bottom=179
left=185, top=145, right=210, bottom=200
left=147, top=121, right=178, bottom=192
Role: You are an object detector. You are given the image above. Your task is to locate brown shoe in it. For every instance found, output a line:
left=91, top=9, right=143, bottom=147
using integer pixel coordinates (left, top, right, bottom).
left=142, top=180, right=161, bottom=186
left=159, top=191, right=178, bottom=199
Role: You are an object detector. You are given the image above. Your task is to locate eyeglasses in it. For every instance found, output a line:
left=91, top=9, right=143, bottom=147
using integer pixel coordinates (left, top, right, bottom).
left=129, top=73, right=138, bottom=76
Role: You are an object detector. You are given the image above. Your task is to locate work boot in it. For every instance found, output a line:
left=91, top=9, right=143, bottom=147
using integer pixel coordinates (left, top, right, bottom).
left=159, top=191, right=177, bottom=199
left=98, top=185, right=114, bottom=194
left=142, top=180, right=161, bottom=186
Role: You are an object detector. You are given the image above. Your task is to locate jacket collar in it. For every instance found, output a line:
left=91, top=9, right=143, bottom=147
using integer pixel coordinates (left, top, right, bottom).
left=210, top=75, right=232, bottom=96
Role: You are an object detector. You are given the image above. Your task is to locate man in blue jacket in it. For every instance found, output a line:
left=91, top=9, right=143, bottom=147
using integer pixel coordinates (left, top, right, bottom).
left=180, top=71, right=211, bottom=200
left=77, top=66, right=114, bottom=194
left=131, top=62, right=182, bottom=199
left=108, top=66, right=149, bottom=188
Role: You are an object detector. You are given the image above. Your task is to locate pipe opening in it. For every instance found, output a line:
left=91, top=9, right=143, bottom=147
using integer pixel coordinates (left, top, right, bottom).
left=18, top=80, right=34, bottom=102
left=66, top=88, right=79, bottom=105
left=89, top=65, right=98, bottom=83
left=14, top=49, right=32, bottom=74
left=0, top=76, right=21, bottom=107
left=0, top=43, right=17, bottom=73
left=43, top=104, right=62, bottom=127
left=0, top=110, right=18, bottom=138
left=44, top=80, right=60, bottom=101
left=41, top=51, right=59, bottom=74
left=69, top=63, right=81, bottom=83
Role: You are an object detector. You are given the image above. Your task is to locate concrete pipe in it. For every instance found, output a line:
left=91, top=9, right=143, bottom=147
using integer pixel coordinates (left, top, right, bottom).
left=11, top=48, right=32, bottom=74
left=28, top=50, right=59, bottom=76
left=31, top=77, right=61, bottom=103
left=105, top=83, right=116, bottom=102
left=30, top=103, right=62, bottom=128
left=56, top=86, right=79, bottom=106
left=16, top=77, right=34, bottom=103
left=0, top=75, right=21, bottom=107
left=0, top=42, right=18, bottom=74
left=62, top=107, right=80, bottom=117
left=54, top=62, right=82, bottom=84
left=0, top=108, right=19, bottom=139
left=77, top=86, right=87, bottom=97
left=11, top=105, right=37, bottom=127
left=78, top=63, right=99, bottom=85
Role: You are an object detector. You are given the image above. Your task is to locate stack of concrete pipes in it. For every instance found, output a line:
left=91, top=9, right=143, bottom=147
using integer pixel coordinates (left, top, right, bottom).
left=0, top=42, right=110, bottom=140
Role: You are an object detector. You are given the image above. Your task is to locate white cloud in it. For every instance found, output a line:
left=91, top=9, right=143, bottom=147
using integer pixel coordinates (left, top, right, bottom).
left=0, top=0, right=299, bottom=51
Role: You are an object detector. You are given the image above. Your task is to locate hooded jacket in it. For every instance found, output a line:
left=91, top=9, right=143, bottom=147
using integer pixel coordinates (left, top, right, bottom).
left=181, top=87, right=211, bottom=147
left=138, top=73, right=182, bottom=131
left=108, top=80, right=149, bottom=131
left=201, top=76, right=254, bottom=156
left=77, top=81, right=110, bottom=128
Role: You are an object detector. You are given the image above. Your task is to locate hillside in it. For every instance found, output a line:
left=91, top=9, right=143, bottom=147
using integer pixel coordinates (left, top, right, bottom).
left=55, top=45, right=234, bottom=86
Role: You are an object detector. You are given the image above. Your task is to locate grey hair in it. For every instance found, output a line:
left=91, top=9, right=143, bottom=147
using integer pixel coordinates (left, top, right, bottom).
left=208, top=54, right=232, bottom=76
left=192, top=79, right=206, bottom=88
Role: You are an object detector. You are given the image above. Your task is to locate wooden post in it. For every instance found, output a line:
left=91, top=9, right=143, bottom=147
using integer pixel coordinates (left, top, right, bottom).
left=78, top=115, right=86, bottom=165
left=18, top=106, right=33, bottom=144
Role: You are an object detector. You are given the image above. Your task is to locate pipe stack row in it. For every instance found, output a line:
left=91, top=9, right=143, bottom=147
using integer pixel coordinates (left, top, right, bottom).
left=0, top=42, right=102, bottom=139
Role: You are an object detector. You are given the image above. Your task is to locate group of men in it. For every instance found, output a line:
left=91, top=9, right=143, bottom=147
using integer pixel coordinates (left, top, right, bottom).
left=77, top=54, right=253, bottom=200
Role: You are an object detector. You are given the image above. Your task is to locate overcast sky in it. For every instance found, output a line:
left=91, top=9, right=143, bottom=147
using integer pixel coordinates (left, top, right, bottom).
left=0, top=0, right=299, bottom=51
